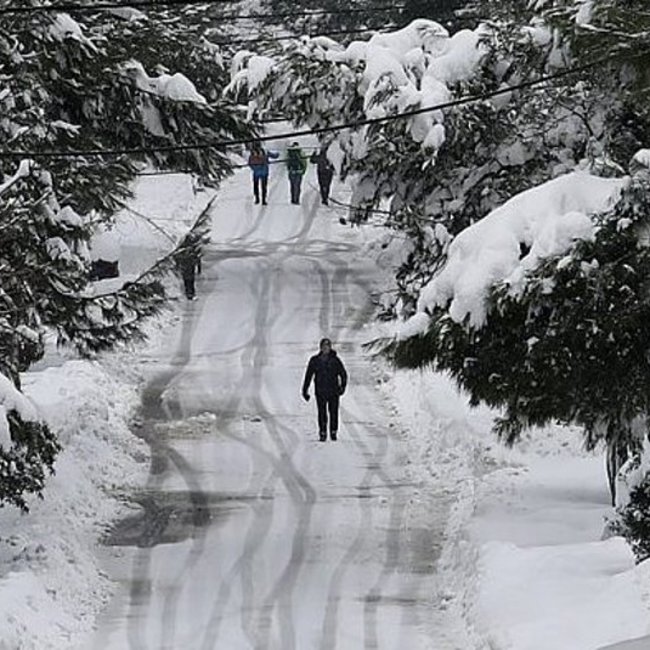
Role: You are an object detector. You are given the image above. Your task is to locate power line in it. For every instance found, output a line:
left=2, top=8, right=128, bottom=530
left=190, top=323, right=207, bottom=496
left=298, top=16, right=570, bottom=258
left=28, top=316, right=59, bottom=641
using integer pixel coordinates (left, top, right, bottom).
left=0, top=56, right=616, bottom=160
left=109, top=23, right=395, bottom=103
left=0, top=0, right=236, bottom=15
left=215, top=5, right=405, bottom=23
left=0, top=1, right=404, bottom=18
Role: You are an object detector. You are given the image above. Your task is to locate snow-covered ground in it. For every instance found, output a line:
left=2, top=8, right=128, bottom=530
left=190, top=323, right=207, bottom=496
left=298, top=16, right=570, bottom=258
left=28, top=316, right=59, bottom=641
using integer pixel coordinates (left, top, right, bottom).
left=85, top=153, right=454, bottom=650
left=3, top=160, right=650, bottom=650
left=385, top=367, right=650, bottom=650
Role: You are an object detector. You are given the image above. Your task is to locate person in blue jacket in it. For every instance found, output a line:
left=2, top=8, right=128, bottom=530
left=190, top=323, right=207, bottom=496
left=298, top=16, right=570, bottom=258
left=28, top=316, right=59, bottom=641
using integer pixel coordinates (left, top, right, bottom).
left=248, top=142, right=279, bottom=205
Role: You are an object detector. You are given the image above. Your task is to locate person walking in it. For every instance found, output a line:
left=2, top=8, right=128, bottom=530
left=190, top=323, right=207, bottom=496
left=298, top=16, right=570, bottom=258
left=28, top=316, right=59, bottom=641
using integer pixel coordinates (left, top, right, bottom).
left=310, top=147, right=335, bottom=206
left=302, top=338, right=348, bottom=442
left=286, top=142, right=307, bottom=205
left=248, top=142, right=279, bottom=205
left=176, top=237, right=202, bottom=300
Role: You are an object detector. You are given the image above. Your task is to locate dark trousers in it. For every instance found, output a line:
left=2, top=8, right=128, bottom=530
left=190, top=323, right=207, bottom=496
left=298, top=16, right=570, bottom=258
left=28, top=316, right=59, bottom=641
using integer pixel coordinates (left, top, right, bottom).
left=253, top=175, right=268, bottom=203
left=318, top=173, right=333, bottom=204
left=316, top=394, right=339, bottom=434
left=182, top=271, right=196, bottom=299
left=289, top=173, right=303, bottom=204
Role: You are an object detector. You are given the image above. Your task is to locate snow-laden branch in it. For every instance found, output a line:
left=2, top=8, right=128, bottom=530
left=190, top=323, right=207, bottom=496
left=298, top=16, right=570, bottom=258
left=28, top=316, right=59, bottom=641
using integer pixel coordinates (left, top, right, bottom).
left=0, top=160, right=31, bottom=198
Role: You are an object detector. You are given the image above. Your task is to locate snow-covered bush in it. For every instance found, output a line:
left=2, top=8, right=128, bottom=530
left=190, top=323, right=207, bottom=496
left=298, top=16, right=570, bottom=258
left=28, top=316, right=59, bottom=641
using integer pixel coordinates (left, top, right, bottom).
left=612, top=439, right=650, bottom=561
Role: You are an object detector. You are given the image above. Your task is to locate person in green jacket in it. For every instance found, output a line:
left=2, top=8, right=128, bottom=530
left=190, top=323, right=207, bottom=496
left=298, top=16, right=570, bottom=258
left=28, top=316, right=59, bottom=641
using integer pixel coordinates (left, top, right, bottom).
left=286, top=142, right=307, bottom=205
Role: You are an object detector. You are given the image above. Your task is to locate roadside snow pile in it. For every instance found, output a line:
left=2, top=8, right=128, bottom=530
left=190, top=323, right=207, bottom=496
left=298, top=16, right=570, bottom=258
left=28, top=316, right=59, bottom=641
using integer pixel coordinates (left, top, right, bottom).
left=380, top=368, right=493, bottom=648
left=402, top=171, right=626, bottom=331
left=470, top=432, right=650, bottom=650
left=0, top=361, right=147, bottom=650
left=382, top=363, right=650, bottom=650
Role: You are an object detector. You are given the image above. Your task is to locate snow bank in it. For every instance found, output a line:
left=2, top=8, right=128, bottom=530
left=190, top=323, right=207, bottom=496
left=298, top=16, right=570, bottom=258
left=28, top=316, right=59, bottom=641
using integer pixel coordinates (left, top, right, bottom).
left=405, top=172, right=626, bottom=330
left=477, top=539, right=650, bottom=650
left=379, top=361, right=650, bottom=650
left=379, top=368, right=493, bottom=648
left=91, top=172, right=214, bottom=279
left=471, top=441, right=650, bottom=650
left=0, top=361, right=148, bottom=650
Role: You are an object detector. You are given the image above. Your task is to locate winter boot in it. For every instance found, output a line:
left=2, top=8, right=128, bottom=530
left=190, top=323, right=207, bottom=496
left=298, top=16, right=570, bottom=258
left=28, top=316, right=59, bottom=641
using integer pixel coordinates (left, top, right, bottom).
left=330, top=431, right=337, bottom=441
left=319, top=432, right=327, bottom=442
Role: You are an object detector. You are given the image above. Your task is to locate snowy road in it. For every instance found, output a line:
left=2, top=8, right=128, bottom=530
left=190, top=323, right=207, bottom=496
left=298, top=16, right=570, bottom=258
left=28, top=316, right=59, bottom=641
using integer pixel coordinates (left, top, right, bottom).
left=89, top=170, right=446, bottom=650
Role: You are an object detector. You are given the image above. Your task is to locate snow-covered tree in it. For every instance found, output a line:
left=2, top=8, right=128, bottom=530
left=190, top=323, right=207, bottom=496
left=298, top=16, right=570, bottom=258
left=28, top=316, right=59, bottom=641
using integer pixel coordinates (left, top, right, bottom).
left=387, top=159, right=650, bottom=502
left=0, top=2, right=254, bottom=509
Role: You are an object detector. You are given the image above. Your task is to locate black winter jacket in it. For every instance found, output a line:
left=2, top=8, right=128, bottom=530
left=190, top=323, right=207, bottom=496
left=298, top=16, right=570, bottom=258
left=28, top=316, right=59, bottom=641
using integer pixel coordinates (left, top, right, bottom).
left=302, top=351, right=348, bottom=398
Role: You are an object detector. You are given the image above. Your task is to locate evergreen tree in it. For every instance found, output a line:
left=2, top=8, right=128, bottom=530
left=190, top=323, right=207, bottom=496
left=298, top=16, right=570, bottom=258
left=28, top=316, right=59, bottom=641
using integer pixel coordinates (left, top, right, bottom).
left=0, top=1, right=255, bottom=509
left=388, top=164, right=650, bottom=503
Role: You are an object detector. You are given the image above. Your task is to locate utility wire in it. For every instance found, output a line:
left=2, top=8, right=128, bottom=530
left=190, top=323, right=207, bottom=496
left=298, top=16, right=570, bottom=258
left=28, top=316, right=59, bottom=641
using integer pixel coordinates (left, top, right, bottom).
left=1, top=1, right=404, bottom=18
left=0, top=0, right=236, bottom=15
left=211, top=5, right=405, bottom=23
left=0, top=54, right=621, bottom=160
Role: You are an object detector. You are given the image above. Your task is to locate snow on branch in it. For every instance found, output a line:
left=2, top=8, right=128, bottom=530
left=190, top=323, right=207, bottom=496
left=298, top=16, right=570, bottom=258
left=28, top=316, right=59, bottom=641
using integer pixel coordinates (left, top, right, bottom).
left=123, top=60, right=207, bottom=104
left=0, top=373, right=39, bottom=451
left=0, top=160, right=31, bottom=198
left=401, top=172, right=628, bottom=333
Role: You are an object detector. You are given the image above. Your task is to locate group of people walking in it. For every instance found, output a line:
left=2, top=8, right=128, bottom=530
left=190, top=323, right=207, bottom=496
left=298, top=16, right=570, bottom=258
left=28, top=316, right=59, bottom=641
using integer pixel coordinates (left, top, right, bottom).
left=247, top=141, right=335, bottom=207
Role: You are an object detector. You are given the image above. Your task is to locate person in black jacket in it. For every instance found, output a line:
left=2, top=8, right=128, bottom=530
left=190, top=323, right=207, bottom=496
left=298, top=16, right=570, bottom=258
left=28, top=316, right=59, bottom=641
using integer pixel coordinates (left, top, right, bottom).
left=176, top=234, right=202, bottom=300
left=302, top=338, right=348, bottom=441
left=310, top=147, right=335, bottom=206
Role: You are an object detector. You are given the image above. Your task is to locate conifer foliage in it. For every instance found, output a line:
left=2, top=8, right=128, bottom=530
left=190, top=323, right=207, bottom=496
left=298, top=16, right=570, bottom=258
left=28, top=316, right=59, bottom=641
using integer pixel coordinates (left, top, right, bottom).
left=0, top=1, right=254, bottom=509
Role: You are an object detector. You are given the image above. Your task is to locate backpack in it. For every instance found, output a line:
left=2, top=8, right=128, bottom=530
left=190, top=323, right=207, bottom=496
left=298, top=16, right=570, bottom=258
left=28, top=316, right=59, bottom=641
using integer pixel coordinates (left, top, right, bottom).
left=249, top=150, right=266, bottom=166
left=287, top=148, right=303, bottom=172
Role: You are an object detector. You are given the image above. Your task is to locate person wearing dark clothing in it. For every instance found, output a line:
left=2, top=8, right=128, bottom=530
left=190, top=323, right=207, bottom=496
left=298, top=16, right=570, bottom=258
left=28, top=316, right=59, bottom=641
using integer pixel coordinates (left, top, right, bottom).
left=287, top=142, right=307, bottom=204
left=310, top=148, right=335, bottom=205
left=248, top=143, right=279, bottom=205
left=176, top=236, right=202, bottom=300
left=302, top=338, right=348, bottom=441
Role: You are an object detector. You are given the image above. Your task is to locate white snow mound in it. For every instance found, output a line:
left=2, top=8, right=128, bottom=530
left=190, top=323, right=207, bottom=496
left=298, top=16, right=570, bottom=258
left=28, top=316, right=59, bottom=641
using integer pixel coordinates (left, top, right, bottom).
left=402, top=172, right=627, bottom=333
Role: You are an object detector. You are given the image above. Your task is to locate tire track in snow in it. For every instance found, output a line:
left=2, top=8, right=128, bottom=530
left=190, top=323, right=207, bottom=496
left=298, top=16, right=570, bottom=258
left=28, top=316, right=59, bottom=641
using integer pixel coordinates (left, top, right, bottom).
left=316, top=258, right=416, bottom=650
left=199, top=190, right=321, bottom=650
left=343, top=270, right=426, bottom=650
left=247, top=197, right=321, bottom=650
left=120, top=193, right=282, bottom=649
left=309, top=253, right=385, bottom=650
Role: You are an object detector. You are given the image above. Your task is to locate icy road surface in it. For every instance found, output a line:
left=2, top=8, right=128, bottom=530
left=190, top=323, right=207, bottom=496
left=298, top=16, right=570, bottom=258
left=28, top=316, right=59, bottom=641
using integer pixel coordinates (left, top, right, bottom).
left=89, top=171, right=448, bottom=650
